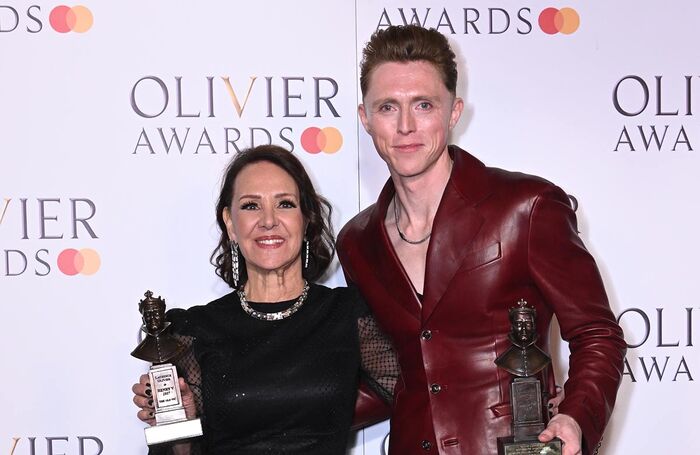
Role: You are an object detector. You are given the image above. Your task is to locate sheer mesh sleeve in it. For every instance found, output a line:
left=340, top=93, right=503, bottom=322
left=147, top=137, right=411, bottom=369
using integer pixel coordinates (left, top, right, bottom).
left=147, top=318, right=204, bottom=455
left=357, top=312, right=400, bottom=403
left=172, top=332, right=203, bottom=418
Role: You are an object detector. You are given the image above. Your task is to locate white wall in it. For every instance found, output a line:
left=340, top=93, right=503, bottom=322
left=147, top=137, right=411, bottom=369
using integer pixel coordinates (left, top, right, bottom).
left=1, top=1, right=697, bottom=453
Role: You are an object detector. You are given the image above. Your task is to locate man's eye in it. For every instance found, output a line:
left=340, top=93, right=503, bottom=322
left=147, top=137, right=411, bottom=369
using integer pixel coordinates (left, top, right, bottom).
left=417, top=102, right=432, bottom=110
left=378, top=104, right=393, bottom=112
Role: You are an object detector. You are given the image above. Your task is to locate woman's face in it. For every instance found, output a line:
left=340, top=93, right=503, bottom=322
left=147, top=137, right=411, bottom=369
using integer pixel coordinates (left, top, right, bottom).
left=223, top=161, right=306, bottom=282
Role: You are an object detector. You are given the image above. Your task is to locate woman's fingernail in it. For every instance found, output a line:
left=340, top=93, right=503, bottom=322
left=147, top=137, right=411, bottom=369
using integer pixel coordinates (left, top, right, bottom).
left=145, top=388, right=152, bottom=396
left=148, top=399, right=153, bottom=407
left=146, top=383, right=151, bottom=387
left=548, top=403, right=554, bottom=409
left=149, top=411, right=154, bottom=417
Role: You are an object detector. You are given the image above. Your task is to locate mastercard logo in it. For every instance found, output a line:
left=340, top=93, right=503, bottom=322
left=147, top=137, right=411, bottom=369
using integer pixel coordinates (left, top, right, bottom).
left=538, top=7, right=579, bottom=35
left=57, top=248, right=101, bottom=276
left=49, top=5, right=93, bottom=33
left=300, top=127, right=343, bottom=154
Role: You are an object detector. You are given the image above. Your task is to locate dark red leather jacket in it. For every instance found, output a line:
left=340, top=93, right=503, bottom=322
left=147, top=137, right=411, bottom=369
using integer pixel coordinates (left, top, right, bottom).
left=339, top=147, right=626, bottom=454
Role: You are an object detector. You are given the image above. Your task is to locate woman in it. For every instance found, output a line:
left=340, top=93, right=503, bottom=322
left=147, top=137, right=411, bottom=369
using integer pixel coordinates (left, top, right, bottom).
left=132, top=145, right=397, bottom=454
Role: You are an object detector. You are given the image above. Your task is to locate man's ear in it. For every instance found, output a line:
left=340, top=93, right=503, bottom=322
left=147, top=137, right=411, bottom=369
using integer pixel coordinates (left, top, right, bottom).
left=449, top=97, right=464, bottom=130
left=358, top=104, right=371, bottom=133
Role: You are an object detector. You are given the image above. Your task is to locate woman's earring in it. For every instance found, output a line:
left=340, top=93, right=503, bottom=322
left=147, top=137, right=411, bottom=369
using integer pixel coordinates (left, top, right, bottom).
left=231, top=241, right=239, bottom=286
left=304, top=239, right=310, bottom=269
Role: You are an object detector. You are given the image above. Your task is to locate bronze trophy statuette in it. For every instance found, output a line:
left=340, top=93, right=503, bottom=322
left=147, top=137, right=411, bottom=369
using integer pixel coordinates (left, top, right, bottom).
left=131, top=291, right=202, bottom=446
left=494, top=299, right=562, bottom=455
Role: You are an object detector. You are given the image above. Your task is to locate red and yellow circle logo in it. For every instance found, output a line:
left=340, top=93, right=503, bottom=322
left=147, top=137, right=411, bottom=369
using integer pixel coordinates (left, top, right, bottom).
left=539, top=7, right=579, bottom=35
left=57, top=248, right=101, bottom=276
left=49, top=5, right=93, bottom=33
left=300, top=127, right=343, bottom=154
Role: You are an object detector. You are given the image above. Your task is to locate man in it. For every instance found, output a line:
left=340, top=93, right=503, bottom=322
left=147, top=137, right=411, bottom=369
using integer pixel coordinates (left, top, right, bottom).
left=338, top=25, right=626, bottom=455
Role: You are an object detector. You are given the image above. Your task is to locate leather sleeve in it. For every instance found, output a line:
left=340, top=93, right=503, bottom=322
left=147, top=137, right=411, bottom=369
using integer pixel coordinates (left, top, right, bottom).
left=527, top=186, right=626, bottom=454
left=351, top=381, right=392, bottom=431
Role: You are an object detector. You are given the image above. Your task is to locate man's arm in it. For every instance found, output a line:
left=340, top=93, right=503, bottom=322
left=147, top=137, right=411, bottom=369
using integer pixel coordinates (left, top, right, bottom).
left=351, top=382, right=392, bottom=430
left=528, top=186, right=626, bottom=454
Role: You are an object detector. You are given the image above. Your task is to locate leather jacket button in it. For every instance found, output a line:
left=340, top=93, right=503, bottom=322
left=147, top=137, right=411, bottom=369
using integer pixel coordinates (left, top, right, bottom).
left=421, top=330, right=432, bottom=340
left=430, top=383, right=441, bottom=394
left=421, top=440, right=432, bottom=450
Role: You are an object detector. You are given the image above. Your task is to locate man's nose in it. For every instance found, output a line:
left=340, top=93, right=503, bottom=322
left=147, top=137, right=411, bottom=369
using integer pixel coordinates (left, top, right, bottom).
left=397, top=108, right=416, bottom=134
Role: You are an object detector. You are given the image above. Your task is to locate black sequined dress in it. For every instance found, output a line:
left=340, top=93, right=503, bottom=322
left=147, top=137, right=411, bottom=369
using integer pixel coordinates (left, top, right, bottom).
left=149, top=284, right=397, bottom=455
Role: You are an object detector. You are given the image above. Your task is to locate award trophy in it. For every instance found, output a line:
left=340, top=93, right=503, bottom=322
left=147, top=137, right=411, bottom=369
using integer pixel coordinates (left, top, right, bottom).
left=494, top=299, right=562, bottom=455
left=131, top=291, right=203, bottom=446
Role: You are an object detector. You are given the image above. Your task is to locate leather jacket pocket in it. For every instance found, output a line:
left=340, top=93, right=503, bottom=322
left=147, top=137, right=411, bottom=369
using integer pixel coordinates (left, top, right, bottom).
left=489, top=402, right=512, bottom=417
left=457, top=242, right=501, bottom=274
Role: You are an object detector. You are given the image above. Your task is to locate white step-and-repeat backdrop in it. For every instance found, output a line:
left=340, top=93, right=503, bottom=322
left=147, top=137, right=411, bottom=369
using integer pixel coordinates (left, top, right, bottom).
left=1, top=1, right=697, bottom=453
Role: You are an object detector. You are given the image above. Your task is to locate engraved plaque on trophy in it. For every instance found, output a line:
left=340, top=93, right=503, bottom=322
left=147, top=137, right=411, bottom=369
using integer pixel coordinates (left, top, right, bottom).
left=131, top=291, right=203, bottom=446
left=495, top=299, right=562, bottom=455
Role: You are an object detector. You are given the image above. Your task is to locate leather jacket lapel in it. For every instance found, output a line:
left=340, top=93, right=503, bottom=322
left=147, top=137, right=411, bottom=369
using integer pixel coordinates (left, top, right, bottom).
left=422, top=181, right=484, bottom=323
left=363, top=180, right=422, bottom=321
left=422, top=147, right=491, bottom=323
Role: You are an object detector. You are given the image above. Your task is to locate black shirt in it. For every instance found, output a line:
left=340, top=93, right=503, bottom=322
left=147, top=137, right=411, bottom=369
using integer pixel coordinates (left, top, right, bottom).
left=150, top=284, right=397, bottom=455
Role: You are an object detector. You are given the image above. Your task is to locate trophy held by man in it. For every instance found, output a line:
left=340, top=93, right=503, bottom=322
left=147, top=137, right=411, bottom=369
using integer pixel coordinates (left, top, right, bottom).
left=495, top=299, right=562, bottom=455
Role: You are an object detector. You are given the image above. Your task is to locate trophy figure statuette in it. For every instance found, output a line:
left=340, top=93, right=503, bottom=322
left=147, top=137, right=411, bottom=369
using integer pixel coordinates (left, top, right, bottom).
left=494, top=299, right=562, bottom=455
left=131, top=291, right=203, bottom=446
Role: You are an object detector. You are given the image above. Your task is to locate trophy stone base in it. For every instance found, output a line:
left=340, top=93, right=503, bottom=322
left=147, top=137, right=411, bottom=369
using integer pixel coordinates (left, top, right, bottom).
left=497, top=436, right=562, bottom=455
left=145, top=418, right=203, bottom=446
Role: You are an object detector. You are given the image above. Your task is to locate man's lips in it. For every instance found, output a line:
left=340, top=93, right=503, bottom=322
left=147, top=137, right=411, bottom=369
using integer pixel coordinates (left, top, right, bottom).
left=393, top=143, right=422, bottom=152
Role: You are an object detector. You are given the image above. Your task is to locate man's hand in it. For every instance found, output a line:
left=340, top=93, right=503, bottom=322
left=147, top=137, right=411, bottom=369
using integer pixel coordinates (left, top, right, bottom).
left=538, top=413, right=582, bottom=455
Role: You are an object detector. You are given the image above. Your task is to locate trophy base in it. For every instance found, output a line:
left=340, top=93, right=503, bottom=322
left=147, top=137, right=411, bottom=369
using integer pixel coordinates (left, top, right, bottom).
left=497, top=436, right=562, bottom=455
left=145, top=418, right=203, bottom=446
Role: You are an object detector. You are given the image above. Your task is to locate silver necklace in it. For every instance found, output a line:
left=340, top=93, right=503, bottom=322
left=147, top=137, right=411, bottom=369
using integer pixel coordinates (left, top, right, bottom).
left=238, top=281, right=310, bottom=321
left=393, top=195, right=431, bottom=245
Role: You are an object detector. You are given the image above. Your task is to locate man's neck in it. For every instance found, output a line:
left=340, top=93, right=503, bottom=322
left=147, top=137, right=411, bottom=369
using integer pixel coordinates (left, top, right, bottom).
left=391, top=149, right=453, bottom=227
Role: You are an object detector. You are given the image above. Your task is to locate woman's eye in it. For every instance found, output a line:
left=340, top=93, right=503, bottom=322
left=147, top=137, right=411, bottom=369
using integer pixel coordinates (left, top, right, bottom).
left=279, top=199, right=297, bottom=209
left=240, top=202, right=258, bottom=210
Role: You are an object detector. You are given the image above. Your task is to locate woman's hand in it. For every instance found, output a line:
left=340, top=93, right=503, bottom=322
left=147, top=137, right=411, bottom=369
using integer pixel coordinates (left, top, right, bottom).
left=132, top=374, right=155, bottom=425
left=132, top=374, right=197, bottom=424
left=547, top=384, right=564, bottom=416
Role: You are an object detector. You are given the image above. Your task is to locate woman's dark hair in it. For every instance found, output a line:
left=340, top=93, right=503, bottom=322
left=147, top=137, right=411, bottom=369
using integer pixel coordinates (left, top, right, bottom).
left=211, top=144, right=335, bottom=288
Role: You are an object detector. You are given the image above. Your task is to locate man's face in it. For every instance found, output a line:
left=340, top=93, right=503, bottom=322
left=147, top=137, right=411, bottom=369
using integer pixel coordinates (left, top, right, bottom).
left=513, top=312, right=535, bottom=344
left=358, top=60, right=463, bottom=179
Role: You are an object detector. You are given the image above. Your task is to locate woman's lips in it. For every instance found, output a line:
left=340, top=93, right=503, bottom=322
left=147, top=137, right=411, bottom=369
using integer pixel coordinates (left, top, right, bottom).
left=255, top=236, right=285, bottom=248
